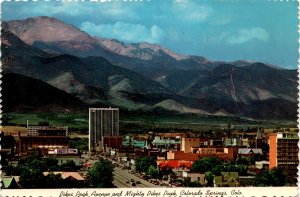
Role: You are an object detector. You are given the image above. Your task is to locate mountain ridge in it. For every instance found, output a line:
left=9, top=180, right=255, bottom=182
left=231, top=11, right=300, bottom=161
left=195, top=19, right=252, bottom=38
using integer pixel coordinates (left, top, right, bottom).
left=1, top=16, right=297, bottom=120
left=3, top=16, right=285, bottom=71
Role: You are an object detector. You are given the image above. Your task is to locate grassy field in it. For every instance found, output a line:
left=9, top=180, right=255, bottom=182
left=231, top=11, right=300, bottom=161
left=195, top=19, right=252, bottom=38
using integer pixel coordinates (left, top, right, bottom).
left=3, top=113, right=88, bottom=129
left=2, top=112, right=297, bottom=136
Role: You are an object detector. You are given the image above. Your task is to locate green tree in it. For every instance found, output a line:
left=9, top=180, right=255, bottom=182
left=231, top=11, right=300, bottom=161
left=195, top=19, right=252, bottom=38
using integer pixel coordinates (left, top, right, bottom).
left=17, top=156, right=82, bottom=188
left=6, top=165, right=16, bottom=176
left=70, top=138, right=88, bottom=152
left=147, top=165, right=159, bottom=178
left=286, top=173, right=298, bottom=186
left=223, top=164, right=248, bottom=176
left=253, top=168, right=287, bottom=186
left=191, top=157, right=223, bottom=173
left=18, top=156, right=58, bottom=172
left=205, top=172, right=214, bottom=187
left=249, top=154, right=264, bottom=165
left=19, top=167, right=45, bottom=188
left=269, top=168, right=287, bottom=186
left=135, top=156, right=156, bottom=173
left=211, top=164, right=223, bottom=176
left=253, top=169, right=271, bottom=186
left=61, top=160, right=77, bottom=171
left=236, top=157, right=250, bottom=166
left=44, top=173, right=64, bottom=188
left=87, top=158, right=114, bottom=188
left=188, top=180, right=201, bottom=187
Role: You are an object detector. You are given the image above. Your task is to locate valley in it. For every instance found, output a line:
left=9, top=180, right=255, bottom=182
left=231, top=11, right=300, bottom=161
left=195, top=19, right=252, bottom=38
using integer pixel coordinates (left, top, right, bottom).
left=2, top=112, right=296, bottom=135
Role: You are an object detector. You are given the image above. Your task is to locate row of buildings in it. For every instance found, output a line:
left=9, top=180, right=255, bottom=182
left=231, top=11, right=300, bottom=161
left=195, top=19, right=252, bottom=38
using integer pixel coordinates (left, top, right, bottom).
left=87, top=108, right=299, bottom=179
left=2, top=107, right=299, bottom=187
left=2, top=125, right=82, bottom=167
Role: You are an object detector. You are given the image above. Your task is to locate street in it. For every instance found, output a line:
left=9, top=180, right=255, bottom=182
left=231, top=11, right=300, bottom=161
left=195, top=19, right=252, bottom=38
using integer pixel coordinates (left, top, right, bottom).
left=113, top=167, right=161, bottom=188
left=83, top=155, right=163, bottom=188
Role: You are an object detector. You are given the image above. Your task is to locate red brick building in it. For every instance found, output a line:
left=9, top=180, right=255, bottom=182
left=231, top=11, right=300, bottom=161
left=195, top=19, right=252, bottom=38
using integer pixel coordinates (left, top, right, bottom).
left=167, top=148, right=237, bottom=162
left=102, top=136, right=123, bottom=149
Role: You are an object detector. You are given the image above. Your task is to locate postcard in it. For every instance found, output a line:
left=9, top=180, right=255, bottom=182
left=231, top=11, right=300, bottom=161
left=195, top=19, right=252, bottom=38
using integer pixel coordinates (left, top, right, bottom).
left=1, top=0, right=298, bottom=197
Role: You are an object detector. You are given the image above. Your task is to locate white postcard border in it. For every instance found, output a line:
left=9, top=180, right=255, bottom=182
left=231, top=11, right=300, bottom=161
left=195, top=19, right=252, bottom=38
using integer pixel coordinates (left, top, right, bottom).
left=1, top=0, right=299, bottom=197
left=1, top=187, right=298, bottom=197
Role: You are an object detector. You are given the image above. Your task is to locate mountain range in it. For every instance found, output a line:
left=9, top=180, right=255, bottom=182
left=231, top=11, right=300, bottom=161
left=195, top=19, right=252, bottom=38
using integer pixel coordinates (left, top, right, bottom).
left=2, top=16, right=298, bottom=120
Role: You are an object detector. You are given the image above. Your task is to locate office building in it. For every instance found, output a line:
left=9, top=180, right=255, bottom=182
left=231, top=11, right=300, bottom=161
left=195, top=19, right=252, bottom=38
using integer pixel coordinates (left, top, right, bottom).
left=269, top=132, right=298, bottom=175
left=17, top=132, right=70, bottom=156
left=89, top=108, right=119, bottom=152
left=180, top=137, right=209, bottom=153
left=28, top=126, right=68, bottom=136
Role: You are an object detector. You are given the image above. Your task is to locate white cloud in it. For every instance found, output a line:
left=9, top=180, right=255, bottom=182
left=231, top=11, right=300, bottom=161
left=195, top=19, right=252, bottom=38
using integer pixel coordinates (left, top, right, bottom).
left=80, top=22, right=166, bottom=44
left=20, top=2, right=94, bottom=17
left=205, top=27, right=269, bottom=45
left=96, top=2, right=140, bottom=21
left=226, top=27, right=269, bottom=44
left=172, top=0, right=213, bottom=22
left=13, top=1, right=139, bottom=21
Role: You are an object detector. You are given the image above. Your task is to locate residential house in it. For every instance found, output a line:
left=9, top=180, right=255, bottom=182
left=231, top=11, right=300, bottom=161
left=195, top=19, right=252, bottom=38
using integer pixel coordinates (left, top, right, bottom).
left=2, top=177, right=20, bottom=189
left=158, top=160, right=193, bottom=179
left=43, top=172, right=86, bottom=188
left=214, top=172, right=239, bottom=187
left=238, top=148, right=262, bottom=158
left=182, top=172, right=206, bottom=185
left=255, top=160, right=269, bottom=169
left=239, top=176, right=255, bottom=186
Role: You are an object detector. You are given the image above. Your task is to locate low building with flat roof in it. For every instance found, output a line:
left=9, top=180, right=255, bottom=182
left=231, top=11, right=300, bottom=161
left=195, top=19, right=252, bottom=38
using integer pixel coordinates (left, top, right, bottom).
left=152, top=136, right=180, bottom=149
left=48, top=148, right=81, bottom=166
left=17, top=135, right=70, bottom=156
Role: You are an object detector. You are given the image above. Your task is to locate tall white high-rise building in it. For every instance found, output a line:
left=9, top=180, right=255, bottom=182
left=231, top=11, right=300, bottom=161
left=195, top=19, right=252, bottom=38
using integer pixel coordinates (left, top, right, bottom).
left=89, top=108, right=119, bottom=152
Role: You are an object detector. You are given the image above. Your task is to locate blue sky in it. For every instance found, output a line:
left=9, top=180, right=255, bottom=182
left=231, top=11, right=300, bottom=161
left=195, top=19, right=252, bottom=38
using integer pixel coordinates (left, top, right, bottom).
left=2, top=0, right=298, bottom=69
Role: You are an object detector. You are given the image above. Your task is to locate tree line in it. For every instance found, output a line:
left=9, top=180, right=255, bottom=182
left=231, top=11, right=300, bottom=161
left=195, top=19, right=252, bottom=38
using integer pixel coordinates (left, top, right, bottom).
left=6, top=156, right=114, bottom=188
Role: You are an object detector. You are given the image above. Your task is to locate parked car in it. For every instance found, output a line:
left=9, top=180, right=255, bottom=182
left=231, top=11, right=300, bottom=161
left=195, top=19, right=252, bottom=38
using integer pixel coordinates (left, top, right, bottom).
left=136, top=181, right=141, bottom=184
left=131, top=179, right=135, bottom=182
